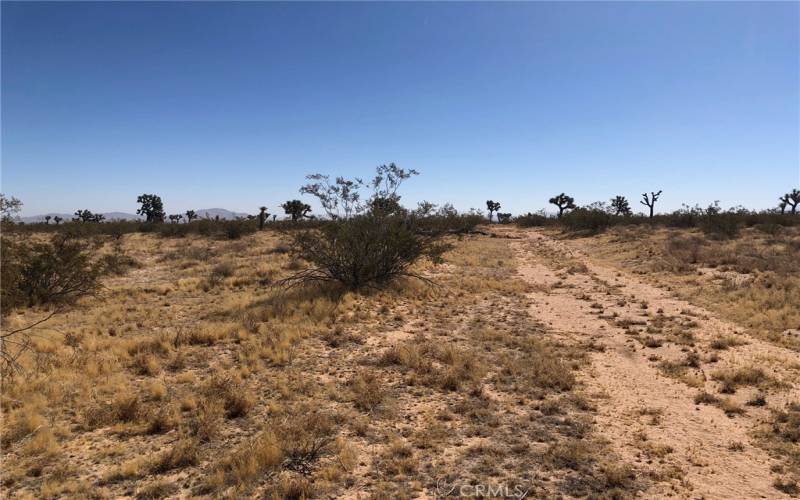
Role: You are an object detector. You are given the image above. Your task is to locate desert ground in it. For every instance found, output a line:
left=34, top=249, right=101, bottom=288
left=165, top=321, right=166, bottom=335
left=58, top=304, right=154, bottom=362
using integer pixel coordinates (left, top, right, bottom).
left=1, top=225, right=798, bottom=499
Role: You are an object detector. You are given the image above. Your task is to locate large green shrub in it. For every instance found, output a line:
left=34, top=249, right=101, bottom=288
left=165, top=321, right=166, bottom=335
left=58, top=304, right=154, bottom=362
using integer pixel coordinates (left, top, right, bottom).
left=282, top=214, right=450, bottom=290
left=1, top=234, right=105, bottom=310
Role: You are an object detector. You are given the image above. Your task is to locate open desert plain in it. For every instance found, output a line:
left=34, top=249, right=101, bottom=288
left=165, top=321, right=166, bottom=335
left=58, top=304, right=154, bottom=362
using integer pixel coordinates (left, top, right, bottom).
left=1, top=217, right=798, bottom=499
left=2, top=1, right=799, bottom=498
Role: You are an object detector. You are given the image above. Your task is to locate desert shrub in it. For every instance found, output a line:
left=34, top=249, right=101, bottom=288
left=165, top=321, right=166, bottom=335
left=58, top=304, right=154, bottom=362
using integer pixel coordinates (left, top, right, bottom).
left=772, top=402, right=800, bottom=443
left=208, top=261, right=236, bottom=287
left=663, top=234, right=704, bottom=267
left=701, top=213, right=742, bottom=239
left=348, top=370, right=386, bottom=412
left=220, top=219, right=257, bottom=240
left=149, top=438, right=199, bottom=473
left=1, top=234, right=105, bottom=310
left=281, top=213, right=450, bottom=290
left=100, top=242, right=140, bottom=275
left=415, top=213, right=484, bottom=235
left=515, top=212, right=553, bottom=227
left=203, top=374, right=254, bottom=418
left=207, top=408, right=335, bottom=490
left=561, top=208, right=612, bottom=235
left=155, top=222, right=192, bottom=238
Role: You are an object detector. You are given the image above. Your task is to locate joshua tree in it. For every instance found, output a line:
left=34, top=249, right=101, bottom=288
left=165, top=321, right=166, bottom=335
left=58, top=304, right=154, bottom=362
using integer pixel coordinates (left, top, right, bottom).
left=72, top=210, right=104, bottom=223
left=0, top=194, right=22, bottom=222
left=496, top=212, right=512, bottom=224
left=258, top=206, right=270, bottom=230
left=549, top=193, right=576, bottom=218
left=272, top=214, right=277, bottom=222
left=185, top=210, right=198, bottom=223
left=53, top=216, right=63, bottom=225
left=168, top=214, right=183, bottom=224
left=779, top=189, right=800, bottom=214
left=136, top=194, right=165, bottom=223
left=73, top=209, right=95, bottom=222
left=610, top=196, right=632, bottom=216
left=486, top=200, right=501, bottom=223
left=282, top=200, right=312, bottom=221
left=44, top=215, right=52, bottom=225
left=640, top=190, right=662, bottom=218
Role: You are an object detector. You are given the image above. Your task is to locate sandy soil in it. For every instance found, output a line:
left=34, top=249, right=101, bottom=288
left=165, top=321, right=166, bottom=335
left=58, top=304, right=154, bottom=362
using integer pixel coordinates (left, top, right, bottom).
left=508, top=228, right=799, bottom=499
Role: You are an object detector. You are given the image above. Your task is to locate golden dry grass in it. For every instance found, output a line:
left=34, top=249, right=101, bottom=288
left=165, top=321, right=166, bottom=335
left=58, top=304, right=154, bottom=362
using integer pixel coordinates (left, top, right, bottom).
left=578, top=225, right=800, bottom=350
left=1, top=229, right=640, bottom=497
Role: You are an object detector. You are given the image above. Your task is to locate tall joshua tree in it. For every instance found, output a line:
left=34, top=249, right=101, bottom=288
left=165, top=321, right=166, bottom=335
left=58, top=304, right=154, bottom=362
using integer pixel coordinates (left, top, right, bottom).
left=640, top=190, right=662, bottom=218
left=53, top=216, right=63, bottom=225
left=282, top=200, right=311, bottom=221
left=610, top=196, right=632, bottom=216
left=779, top=189, right=800, bottom=214
left=185, top=210, right=198, bottom=223
left=44, top=215, right=52, bottom=225
left=168, top=214, right=183, bottom=223
left=486, top=200, right=501, bottom=223
left=258, top=206, right=269, bottom=230
left=73, top=209, right=95, bottom=222
left=136, top=194, right=165, bottom=223
left=549, top=193, right=576, bottom=218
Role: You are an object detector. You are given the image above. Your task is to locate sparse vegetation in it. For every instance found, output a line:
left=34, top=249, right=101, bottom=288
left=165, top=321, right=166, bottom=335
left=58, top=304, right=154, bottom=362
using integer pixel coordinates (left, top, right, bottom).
left=2, top=186, right=798, bottom=497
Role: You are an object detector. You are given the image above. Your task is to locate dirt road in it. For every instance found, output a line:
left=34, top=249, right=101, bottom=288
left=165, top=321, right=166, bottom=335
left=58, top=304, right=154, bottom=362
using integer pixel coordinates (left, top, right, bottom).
left=510, top=229, right=798, bottom=499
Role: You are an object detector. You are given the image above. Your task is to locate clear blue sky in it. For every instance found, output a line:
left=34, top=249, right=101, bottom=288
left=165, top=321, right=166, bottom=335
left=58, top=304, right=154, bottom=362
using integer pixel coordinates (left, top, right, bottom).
left=2, top=1, right=798, bottom=217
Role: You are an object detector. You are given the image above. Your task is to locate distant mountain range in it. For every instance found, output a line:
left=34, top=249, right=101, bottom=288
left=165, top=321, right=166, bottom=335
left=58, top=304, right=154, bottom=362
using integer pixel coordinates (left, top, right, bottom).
left=19, top=208, right=251, bottom=223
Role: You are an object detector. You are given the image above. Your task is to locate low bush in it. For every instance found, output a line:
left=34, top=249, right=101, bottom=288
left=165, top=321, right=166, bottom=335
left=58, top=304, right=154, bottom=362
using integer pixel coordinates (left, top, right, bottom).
left=1, top=234, right=105, bottom=310
left=280, top=213, right=450, bottom=290
left=561, top=208, right=612, bottom=235
left=700, top=213, right=742, bottom=239
left=515, top=212, right=554, bottom=227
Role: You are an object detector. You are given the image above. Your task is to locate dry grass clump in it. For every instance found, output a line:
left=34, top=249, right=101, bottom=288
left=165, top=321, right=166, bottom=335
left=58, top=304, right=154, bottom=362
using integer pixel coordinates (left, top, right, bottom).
left=657, top=354, right=706, bottom=388
left=709, top=335, right=747, bottom=350
left=206, top=408, right=337, bottom=492
left=347, top=369, right=386, bottom=412
left=203, top=373, right=255, bottom=419
left=135, top=480, right=179, bottom=499
left=377, top=439, right=418, bottom=477
left=149, top=438, right=200, bottom=474
left=378, top=339, right=484, bottom=391
left=82, top=393, right=141, bottom=429
left=756, top=402, right=800, bottom=495
left=206, top=430, right=283, bottom=490
left=771, top=402, right=800, bottom=443
left=1, top=406, right=48, bottom=448
left=495, top=339, right=576, bottom=392
left=711, top=366, right=771, bottom=393
left=188, top=398, right=224, bottom=443
left=545, top=438, right=594, bottom=470
left=146, top=405, right=181, bottom=435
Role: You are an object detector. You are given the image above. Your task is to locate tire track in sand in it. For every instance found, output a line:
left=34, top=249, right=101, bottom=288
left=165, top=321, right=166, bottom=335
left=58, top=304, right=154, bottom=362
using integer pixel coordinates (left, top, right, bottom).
left=510, top=229, right=797, bottom=499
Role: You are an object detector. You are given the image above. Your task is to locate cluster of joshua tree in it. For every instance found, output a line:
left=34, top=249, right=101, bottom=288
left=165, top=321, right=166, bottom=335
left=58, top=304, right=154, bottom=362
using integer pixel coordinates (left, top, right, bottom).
left=479, top=188, right=798, bottom=223
left=2, top=186, right=799, bottom=226
left=482, top=191, right=663, bottom=222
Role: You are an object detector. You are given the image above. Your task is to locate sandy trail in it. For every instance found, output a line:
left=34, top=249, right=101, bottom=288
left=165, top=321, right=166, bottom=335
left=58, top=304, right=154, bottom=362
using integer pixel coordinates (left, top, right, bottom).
left=509, top=229, right=797, bottom=499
